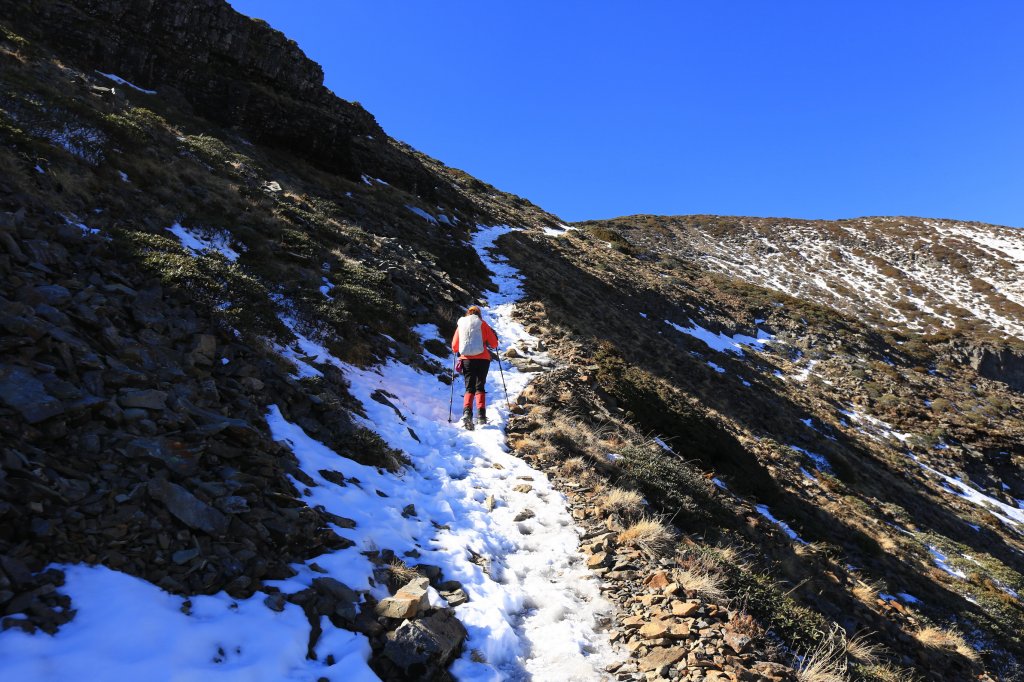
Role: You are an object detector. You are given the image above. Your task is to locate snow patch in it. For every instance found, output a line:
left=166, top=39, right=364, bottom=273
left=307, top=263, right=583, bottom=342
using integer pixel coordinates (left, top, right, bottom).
left=920, top=463, right=1024, bottom=530
left=789, top=445, right=832, bottom=474
left=405, top=205, right=438, bottom=224
left=928, top=545, right=967, bottom=579
left=167, top=224, right=242, bottom=262
left=755, top=505, right=808, bottom=545
left=0, top=564, right=375, bottom=681
left=96, top=71, right=157, bottom=94
left=653, top=437, right=674, bottom=454
left=663, top=319, right=771, bottom=355
left=62, top=214, right=100, bottom=236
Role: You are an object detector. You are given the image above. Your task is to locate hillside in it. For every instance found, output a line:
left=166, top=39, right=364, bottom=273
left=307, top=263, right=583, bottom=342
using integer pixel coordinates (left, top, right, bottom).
left=1, top=2, right=1023, bottom=682
left=500, top=216, right=1024, bottom=679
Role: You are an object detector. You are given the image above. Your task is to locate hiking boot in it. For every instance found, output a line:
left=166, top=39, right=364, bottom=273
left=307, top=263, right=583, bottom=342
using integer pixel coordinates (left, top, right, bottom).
left=477, top=408, right=488, bottom=424
left=462, top=408, right=474, bottom=431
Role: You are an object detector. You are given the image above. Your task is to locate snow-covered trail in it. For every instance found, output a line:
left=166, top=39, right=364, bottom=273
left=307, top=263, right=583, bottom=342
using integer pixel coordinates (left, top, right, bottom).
left=0, top=225, right=617, bottom=681
left=268, top=223, right=618, bottom=679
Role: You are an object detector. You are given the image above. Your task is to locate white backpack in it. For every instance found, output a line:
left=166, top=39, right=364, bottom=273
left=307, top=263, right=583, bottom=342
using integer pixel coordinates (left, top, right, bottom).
left=457, top=315, right=486, bottom=356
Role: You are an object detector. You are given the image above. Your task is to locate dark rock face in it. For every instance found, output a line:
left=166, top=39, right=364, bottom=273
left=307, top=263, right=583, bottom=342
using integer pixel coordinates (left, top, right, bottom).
left=0, top=0, right=467, bottom=202
left=381, top=610, right=467, bottom=680
left=967, top=344, right=1024, bottom=393
left=1, top=0, right=364, bottom=177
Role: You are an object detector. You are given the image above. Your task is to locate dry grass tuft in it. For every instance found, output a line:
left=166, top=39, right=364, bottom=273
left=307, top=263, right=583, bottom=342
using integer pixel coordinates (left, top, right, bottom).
left=515, top=434, right=560, bottom=462
left=856, top=663, right=919, bottom=682
left=677, top=565, right=727, bottom=603
left=617, top=516, right=674, bottom=557
left=677, top=551, right=734, bottom=603
left=915, top=626, right=980, bottom=663
left=852, top=581, right=878, bottom=606
left=531, top=414, right=626, bottom=469
left=598, top=487, right=645, bottom=519
left=877, top=534, right=899, bottom=554
left=561, top=457, right=588, bottom=476
left=388, top=558, right=420, bottom=585
left=844, top=631, right=883, bottom=665
left=796, top=627, right=848, bottom=682
left=713, top=544, right=743, bottom=566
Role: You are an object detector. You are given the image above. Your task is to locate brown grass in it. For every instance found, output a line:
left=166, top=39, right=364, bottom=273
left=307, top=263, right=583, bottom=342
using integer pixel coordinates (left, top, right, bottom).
left=914, top=626, right=980, bottom=663
left=796, top=626, right=848, bottom=682
left=617, top=516, right=674, bottom=557
left=852, top=581, right=878, bottom=607
left=561, top=457, right=588, bottom=476
left=598, top=487, right=645, bottom=519
left=678, top=566, right=727, bottom=603
left=676, top=551, right=730, bottom=602
left=388, top=558, right=420, bottom=585
left=844, top=631, right=883, bottom=665
left=855, top=663, right=918, bottom=682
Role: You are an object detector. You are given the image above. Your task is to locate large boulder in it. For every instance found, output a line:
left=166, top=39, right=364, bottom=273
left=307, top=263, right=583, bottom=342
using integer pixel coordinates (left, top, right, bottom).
left=375, top=577, right=430, bottom=620
left=381, top=609, right=467, bottom=678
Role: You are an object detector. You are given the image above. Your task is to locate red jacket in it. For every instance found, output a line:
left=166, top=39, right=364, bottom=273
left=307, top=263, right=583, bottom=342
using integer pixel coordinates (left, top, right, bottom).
left=452, top=319, right=499, bottom=360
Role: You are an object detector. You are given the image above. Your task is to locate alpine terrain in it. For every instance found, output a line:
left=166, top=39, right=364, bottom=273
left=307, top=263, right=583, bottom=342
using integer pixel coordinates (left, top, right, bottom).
left=1, top=3, right=1023, bottom=682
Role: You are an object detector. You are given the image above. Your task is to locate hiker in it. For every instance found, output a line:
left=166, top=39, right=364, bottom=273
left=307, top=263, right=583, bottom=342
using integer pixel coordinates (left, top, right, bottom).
left=451, top=305, right=499, bottom=430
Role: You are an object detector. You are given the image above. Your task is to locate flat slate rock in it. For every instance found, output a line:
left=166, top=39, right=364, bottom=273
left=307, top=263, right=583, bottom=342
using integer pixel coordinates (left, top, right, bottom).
left=147, top=478, right=229, bottom=535
left=0, top=365, right=64, bottom=424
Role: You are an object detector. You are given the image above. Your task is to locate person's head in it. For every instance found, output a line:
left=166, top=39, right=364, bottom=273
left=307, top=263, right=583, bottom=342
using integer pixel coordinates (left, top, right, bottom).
left=466, top=305, right=481, bottom=317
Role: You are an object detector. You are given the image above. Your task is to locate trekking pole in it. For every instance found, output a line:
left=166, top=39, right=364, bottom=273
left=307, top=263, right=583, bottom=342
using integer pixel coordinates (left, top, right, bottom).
left=494, top=349, right=512, bottom=410
left=447, top=354, right=456, bottom=423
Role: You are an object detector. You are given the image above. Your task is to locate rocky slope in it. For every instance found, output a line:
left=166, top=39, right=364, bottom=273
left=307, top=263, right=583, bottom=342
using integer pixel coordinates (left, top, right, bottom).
left=583, top=214, right=1024, bottom=384
left=1, top=2, right=1023, bottom=681
left=498, top=217, right=1024, bottom=680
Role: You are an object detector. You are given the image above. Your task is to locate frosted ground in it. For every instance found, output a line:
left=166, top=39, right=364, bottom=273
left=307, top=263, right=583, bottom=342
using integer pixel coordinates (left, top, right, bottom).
left=0, top=225, right=618, bottom=681
left=677, top=218, right=1024, bottom=341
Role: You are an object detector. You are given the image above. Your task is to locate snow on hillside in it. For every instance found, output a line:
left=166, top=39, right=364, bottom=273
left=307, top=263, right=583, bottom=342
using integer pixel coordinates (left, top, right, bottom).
left=663, top=318, right=772, bottom=355
left=167, top=223, right=242, bottom=262
left=639, top=218, right=1024, bottom=340
left=0, top=564, right=377, bottom=681
left=0, top=225, right=617, bottom=681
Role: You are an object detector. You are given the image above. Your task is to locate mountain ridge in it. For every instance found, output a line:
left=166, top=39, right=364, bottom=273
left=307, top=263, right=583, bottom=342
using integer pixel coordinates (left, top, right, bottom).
left=1, top=2, right=1023, bottom=681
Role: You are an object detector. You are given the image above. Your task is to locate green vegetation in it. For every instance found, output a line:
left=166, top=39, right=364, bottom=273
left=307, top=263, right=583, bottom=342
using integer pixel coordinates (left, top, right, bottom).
left=101, top=107, right=170, bottom=144
left=0, top=23, right=28, bottom=49
left=616, top=443, right=718, bottom=523
left=584, top=225, right=634, bottom=253
left=115, top=229, right=287, bottom=340
left=690, top=545, right=830, bottom=651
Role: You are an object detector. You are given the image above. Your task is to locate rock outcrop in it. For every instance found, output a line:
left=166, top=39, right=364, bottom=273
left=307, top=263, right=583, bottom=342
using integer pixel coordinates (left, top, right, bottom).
left=0, top=0, right=477, bottom=204
left=959, top=342, right=1024, bottom=393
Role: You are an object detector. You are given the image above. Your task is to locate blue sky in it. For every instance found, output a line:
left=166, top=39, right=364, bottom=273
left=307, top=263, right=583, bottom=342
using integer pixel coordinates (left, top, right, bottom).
left=229, top=1, right=1024, bottom=227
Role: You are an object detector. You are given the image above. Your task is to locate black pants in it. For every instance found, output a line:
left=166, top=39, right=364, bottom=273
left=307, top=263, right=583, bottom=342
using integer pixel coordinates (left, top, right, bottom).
left=463, top=359, right=490, bottom=394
